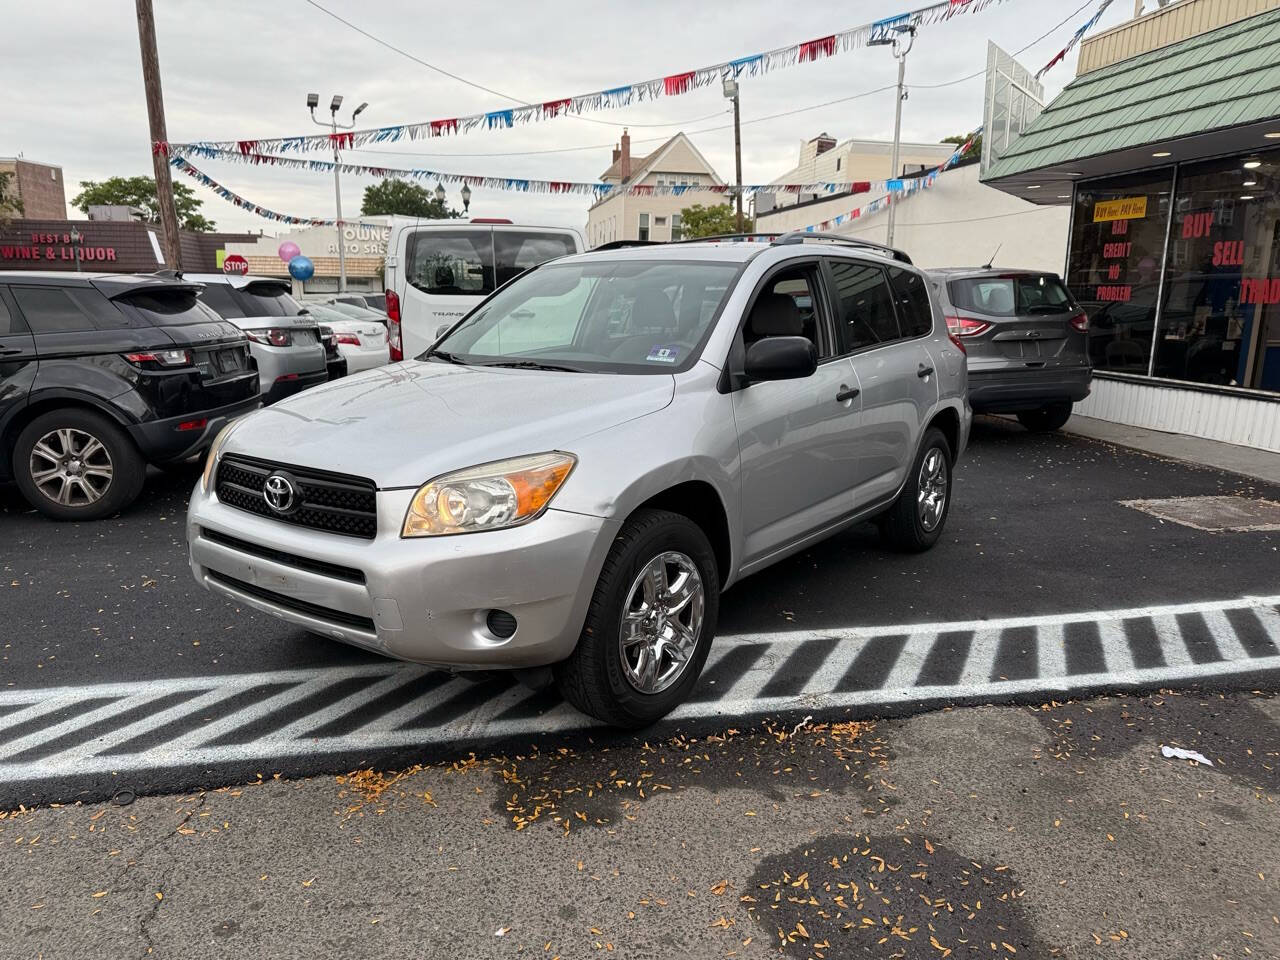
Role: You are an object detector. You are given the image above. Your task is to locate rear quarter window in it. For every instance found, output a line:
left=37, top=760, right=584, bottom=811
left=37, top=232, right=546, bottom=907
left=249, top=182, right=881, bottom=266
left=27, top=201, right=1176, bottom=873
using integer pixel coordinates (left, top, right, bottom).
left=10, top=285, right=128, bottom=333
left=887, top=267, right=934, bottom=337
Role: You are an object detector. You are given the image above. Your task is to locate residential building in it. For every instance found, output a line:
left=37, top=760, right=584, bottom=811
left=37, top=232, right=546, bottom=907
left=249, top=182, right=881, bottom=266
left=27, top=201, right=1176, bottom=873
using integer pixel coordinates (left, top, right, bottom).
left=0, top=158, right=67, bottom=220
left=754, top=160, right=1070, bottom=273
left=753, top=134, right=956, bottom=216
left=585, top=131, right=724, bottom=247
left=984, top=0, right=1280, bottom=452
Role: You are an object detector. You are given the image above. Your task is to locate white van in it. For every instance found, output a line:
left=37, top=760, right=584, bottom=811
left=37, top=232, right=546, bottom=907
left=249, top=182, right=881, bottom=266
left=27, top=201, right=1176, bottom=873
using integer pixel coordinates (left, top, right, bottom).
left=382, top=218, right=585, bottom=360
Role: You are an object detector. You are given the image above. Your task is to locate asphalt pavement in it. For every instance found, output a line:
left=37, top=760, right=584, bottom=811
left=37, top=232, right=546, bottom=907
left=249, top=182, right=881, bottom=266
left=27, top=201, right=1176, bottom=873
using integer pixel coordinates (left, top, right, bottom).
left=1, top=416, right=1278, bottom=809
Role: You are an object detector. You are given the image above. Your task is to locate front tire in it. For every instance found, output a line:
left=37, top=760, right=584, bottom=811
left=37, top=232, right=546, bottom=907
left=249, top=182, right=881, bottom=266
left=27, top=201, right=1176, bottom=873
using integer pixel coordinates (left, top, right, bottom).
left=1017, top=402, right=1073, bottom=432
left=879, top=427, right=953, bottom=553
left=13, top=409, right=146, bottom=521
left=556, top=509, right=719, bottom=728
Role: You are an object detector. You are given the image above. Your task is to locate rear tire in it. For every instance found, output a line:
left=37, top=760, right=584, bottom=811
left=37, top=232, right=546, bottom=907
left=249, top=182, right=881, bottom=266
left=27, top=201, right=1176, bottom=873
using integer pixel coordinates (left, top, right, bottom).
left=556, top=509, right=719, bottom=729
left=13, top=409, right=146, bottom=521
left=880, top=427, right=952, bottom=553
left=1017, top=402, right=1073, bottom=432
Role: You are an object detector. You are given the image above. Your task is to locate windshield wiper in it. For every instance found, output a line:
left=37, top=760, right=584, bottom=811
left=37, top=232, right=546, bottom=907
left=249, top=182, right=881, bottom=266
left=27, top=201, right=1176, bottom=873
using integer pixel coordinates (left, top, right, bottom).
left=479, top=360, right=586, bottom=373
left=425, top=349, right=469, bottom=365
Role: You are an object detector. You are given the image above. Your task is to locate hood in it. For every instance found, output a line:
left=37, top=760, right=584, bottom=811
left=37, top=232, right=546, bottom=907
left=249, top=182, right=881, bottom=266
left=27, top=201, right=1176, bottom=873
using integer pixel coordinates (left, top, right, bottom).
left=222, top=359, right=675, bottom=488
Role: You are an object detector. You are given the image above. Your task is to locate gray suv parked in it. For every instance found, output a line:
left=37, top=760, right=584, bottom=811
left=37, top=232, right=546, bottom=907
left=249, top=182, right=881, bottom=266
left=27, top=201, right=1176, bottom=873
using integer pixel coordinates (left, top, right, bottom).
left=930, top=268, right=1091, bottom=431
left=187, top=234, right=970, bottom=727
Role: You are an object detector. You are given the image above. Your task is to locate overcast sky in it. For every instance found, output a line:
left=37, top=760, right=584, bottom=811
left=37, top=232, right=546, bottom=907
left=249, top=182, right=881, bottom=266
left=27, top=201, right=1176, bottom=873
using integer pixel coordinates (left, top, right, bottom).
left=9, top=0, right=1131, bottom=235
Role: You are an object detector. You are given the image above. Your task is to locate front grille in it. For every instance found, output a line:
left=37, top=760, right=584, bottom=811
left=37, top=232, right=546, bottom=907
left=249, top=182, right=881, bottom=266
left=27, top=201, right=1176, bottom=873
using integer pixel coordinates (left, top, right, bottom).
left=200, top=527, right=366, bottom=583
left=215, top=455, right=378, bottom=539
left=206, top=570, right=375, bottom=632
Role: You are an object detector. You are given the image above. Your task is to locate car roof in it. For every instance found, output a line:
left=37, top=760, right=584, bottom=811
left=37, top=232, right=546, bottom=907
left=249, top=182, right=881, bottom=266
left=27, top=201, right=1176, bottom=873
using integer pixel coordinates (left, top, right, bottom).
left=0, top=271, right=203, bottom=296
left=182, top=273, right=290, bottom=290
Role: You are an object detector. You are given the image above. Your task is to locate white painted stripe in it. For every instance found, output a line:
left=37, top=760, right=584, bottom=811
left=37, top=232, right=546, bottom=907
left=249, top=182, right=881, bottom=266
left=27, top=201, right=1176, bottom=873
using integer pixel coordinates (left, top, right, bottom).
left=881, top=632, right=936, bottom=690
left=0, top=691, right=172, bottom=762
left=1152, top=614, right=1193, bottom=668
left=260, top=668, right=432, bottom=744
left=1201, top=610, right=1249, bottom=662
left=1099, top=619, right=1134, bottom=673
left=807, top=636, right=872, bottom=693
left=1038, top=623, right=1067, bottom=679
left=1249, top=605, right=1280, bottom=646
left=959, top=628, right=1002, bottom=685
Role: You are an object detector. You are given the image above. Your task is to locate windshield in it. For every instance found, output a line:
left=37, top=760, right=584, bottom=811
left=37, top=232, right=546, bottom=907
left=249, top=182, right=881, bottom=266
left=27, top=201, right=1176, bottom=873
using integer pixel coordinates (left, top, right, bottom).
left=116, top=290, right=226, bottom=326
left=431, top=259, right=740, bottom=373
left=947, top=275, right=1075, bottom=317
left=405, top=228, right=578, bottom=297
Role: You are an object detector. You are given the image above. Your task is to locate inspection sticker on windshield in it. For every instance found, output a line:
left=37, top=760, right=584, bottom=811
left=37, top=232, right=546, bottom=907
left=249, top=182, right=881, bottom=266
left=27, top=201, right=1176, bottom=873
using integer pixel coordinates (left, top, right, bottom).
left=646, top=345, right=679, bottom=363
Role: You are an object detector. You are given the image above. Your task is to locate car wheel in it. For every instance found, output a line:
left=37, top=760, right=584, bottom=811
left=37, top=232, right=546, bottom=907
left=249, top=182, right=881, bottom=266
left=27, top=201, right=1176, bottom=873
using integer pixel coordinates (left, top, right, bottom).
left=879, top=427, right=952, bottom=553
left=556, top=508, right=720, bottom=729
left=1017, top=402, right=1073, bottom=432
left=13, top=409, right=146, bottom=521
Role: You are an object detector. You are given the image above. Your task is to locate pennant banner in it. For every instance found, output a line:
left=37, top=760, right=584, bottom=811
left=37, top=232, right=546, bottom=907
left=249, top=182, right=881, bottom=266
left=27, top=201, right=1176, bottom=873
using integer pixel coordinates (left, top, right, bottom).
left=1036, top=0, right=1116, bottom=79
left=159, top=0, right=1010, bottom=155
left=175, top=144, right=896, bottom=200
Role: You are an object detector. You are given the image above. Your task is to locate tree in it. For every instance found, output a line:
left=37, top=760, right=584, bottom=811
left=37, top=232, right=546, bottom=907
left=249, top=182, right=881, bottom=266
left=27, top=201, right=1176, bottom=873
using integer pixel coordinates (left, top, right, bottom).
left=71, top=176, right=214, bottom=231
left=942, top=133, right=982, bottom=161
left=361, top=179, right=461, bottom=219
left=678, top=202, right=750, bottom=239
left=0, top=171, right=23, bottom=224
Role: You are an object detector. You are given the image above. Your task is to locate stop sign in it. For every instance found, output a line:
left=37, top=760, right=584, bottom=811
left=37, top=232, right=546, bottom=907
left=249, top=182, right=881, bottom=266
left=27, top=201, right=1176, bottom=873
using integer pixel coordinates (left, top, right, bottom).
left=222, top=254, right=249, bottom=275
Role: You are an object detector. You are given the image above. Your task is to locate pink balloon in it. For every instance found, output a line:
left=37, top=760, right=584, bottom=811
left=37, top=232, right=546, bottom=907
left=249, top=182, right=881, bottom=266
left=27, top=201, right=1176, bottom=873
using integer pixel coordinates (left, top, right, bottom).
left=278, top=241, right=301, bottom=262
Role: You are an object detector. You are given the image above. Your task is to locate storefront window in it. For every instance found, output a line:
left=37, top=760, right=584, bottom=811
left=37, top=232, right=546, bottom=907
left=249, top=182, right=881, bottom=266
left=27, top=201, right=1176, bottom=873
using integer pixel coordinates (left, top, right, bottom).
left=1156, top=150, right=1280, bottom=392
left=1067, top=168, right=1174, bottom=374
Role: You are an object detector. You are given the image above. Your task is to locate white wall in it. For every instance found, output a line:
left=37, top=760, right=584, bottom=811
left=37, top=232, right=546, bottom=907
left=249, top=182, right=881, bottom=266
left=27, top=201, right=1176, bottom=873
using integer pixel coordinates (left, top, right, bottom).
left=756, top=163, right=1071, bottom=273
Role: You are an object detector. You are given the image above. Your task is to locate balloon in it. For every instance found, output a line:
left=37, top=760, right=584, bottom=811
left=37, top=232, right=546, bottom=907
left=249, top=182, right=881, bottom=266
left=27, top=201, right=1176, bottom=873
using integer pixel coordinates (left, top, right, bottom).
left=287, top=255, right=315, bottom=281
left=278, top=241, right=301, bottom=262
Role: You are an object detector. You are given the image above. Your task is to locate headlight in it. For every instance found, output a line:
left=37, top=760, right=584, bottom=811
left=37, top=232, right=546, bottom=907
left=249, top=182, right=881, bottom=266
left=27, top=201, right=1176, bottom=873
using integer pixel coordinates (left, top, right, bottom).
left=200, top=420, right=242, bottom=492
left=401, top=452, right=576, bottom=538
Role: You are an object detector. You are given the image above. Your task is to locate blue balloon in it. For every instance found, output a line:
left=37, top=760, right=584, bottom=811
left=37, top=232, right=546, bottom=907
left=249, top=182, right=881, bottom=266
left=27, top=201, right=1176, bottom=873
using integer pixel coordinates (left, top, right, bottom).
left=288, top=254, right=315, bottom=281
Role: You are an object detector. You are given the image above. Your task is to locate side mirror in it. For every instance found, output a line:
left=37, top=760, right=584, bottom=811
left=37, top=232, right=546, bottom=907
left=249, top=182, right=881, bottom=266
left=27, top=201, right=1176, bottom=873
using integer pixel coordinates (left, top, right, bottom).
left=744, top=336, right=817, bottom=382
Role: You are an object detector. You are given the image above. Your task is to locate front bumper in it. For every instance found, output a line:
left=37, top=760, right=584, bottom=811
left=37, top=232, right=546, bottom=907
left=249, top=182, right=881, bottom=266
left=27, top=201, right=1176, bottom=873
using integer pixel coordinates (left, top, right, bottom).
left=187, top=484, right=618, bottom=669
left=967, top=365, right=1092, bottom=413
left=128, top=393, right=262, bottom=464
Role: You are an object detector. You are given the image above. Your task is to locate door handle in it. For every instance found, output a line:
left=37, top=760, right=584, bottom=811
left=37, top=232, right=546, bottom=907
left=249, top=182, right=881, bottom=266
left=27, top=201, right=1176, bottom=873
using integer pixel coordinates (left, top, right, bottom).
left=835, top=386, right=860, bottom=403
left=917, top=364, right=934, bottom=378
left=0, top=347, right=24, bottom=358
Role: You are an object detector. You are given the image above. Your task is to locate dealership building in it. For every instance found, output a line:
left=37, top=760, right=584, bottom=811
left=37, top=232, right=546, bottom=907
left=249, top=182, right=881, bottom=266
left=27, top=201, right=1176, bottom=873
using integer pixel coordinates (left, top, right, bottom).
left=986, top=0, right=1280, bottom=452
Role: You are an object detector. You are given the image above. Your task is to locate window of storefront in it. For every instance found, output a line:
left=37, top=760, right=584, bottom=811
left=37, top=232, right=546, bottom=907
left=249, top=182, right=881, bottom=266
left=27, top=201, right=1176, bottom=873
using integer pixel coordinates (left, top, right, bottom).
left=1156, top=150, right=1280, bottom=392
left=1067, top=168, right=1174, bottom=375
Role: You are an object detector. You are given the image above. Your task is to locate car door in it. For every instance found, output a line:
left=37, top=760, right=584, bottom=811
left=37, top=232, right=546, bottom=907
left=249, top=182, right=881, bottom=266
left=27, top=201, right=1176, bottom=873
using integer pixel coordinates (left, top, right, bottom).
left=731, top=260, right=863, bottom=567
left=825, top=259, right=937, bottom=508
left=0, top=287, right=38, bottom=458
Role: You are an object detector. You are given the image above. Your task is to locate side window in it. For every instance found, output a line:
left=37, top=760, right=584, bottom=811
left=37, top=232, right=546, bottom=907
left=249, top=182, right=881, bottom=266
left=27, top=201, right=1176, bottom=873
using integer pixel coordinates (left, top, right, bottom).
left=11, top=286, right=125, bottom=333
left=742, top=264, right=830, bottom=358
left=888, top=267, right=934, bottom=337
left=828, top=261, right=899, bottom=352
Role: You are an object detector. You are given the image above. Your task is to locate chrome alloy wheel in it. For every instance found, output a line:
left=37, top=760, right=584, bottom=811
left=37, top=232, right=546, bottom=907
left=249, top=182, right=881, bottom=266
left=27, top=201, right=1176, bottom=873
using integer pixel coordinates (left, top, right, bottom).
left=28, top=428, right=114, bottom=507
left=917, top=446, right=948, bottom=532
left=618, top=551, right=705, bottom=695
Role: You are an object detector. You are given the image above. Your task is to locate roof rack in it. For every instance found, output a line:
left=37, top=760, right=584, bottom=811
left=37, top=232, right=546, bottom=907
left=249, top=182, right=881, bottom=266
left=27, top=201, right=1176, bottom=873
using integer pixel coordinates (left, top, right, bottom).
left=671, top=233, right=781, bottom=244
left=592, top=239, right=662, bottom=251
left=771, top=231, right=913, bottom=265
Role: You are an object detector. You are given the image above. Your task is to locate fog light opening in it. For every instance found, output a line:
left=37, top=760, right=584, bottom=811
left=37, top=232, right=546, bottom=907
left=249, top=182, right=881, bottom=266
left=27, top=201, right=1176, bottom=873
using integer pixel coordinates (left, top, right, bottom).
left=486, top=609, right=518, bottom=639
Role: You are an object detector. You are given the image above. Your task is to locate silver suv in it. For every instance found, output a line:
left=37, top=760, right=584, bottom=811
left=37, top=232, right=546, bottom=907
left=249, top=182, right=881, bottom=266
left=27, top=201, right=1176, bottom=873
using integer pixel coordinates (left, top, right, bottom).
left=187, top=234, right=971, bottom=727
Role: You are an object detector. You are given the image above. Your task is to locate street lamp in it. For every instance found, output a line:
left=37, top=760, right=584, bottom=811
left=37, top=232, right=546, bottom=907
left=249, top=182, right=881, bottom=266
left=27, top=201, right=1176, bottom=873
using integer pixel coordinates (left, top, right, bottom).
left=461, top=183, right=472, bottom=214
left=434, top=183, right=447, bottom=206
left=69, top=227, right=84, bottom=272
left=723, top=76, right=744, bottom=233
left=308, top=93, right=368, bottom=293
left=870, top=23, right=916, bottom=247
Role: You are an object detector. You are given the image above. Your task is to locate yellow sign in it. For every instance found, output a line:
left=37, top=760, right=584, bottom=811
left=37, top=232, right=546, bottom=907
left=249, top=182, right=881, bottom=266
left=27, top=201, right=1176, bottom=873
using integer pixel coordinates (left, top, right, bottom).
left=1093, top=196, right=1148, bottom=222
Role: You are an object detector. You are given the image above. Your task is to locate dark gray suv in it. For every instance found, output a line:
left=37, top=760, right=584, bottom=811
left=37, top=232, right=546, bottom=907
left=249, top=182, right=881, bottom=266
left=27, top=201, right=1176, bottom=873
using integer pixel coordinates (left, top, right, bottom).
left=930, top=268, right=1092, bottom=432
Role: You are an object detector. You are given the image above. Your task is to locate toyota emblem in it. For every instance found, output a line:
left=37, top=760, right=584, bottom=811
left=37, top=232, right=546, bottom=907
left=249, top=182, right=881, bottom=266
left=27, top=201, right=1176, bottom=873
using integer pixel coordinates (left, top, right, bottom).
left=263, top=473, right=297, bottom=514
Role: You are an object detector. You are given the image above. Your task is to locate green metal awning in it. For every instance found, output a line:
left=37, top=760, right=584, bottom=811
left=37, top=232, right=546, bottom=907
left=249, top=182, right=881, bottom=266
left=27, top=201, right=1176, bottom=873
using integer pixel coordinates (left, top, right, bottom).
left=984, top=8, right=1280, bottom=199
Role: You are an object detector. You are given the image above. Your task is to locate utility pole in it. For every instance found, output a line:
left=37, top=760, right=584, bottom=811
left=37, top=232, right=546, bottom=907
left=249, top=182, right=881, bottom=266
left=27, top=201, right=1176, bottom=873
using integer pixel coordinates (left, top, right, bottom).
left=135, top=0, right=182, bottom=270
left=723, top=77, right=744, bottom=232
left=873, top=23, right=916, bottom=248
left=309, top=94, right=367, bottom=293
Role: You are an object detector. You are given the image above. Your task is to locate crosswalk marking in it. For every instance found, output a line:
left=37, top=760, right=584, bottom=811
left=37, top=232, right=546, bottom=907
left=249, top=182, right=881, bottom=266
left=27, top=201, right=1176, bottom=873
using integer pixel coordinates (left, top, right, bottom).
left=0, top=594, right=1278, bottom=793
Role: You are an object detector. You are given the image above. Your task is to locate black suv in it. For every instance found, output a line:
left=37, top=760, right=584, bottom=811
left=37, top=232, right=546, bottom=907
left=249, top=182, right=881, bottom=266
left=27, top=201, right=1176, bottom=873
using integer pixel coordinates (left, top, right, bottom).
left=0, top=272, right=260, bottom=520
